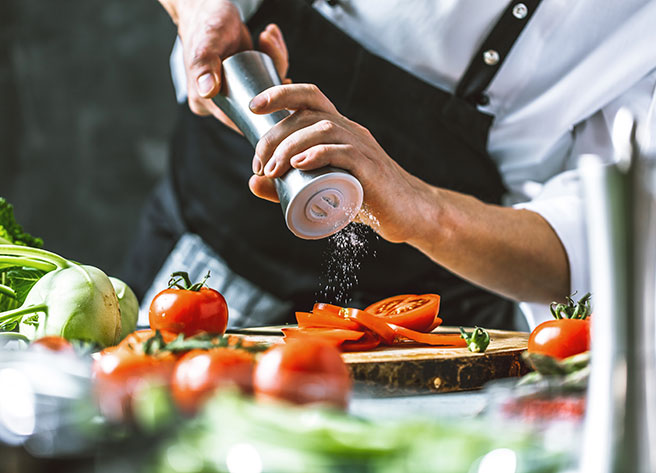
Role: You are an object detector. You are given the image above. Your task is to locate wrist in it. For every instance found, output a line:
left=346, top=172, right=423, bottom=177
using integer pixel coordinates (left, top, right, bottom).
left=158, top=0, right=180, bottom=24
left=405, top=185, right=451, bottom=254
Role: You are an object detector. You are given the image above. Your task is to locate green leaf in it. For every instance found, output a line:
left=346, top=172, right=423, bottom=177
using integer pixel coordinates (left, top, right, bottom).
left=0, top=197, right=43, bottom=248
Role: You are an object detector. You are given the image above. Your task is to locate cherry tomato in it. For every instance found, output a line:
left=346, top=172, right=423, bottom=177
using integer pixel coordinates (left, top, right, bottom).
left=149, top=282, right=228, bottom=337
left=171, top=348, right=255, bottom=414
left=365, top=294, right=441, bottom=332
left=527, top=319, right=590, bottom=360
left=253, top=339, right=351, bottom=408
left=93, top=346, right=176, bottom=422
left=29, top=336, right=75, bottom=354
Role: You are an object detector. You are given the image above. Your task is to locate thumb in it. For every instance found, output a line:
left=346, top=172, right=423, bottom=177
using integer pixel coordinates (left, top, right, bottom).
left=196, top=68, right=220, bottom=98
left=258, top=23, right=289, bottom=81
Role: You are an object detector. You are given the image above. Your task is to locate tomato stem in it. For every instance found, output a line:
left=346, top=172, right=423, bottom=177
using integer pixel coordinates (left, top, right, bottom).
left=550, top=292, right=592, bottom=320
left=168, top=271, right=211, bottom=292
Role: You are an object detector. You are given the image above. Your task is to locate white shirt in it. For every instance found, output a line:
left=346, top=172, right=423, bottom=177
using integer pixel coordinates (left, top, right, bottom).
left=170, top=0, right=656, bottom=328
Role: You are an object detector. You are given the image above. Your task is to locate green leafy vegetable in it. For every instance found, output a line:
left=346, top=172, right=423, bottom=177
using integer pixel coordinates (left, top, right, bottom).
left=148, top=391, right=568, bottom=473
left=459, top=326, right=490, bottom=353
left=0, top=197, right=43, bottom=247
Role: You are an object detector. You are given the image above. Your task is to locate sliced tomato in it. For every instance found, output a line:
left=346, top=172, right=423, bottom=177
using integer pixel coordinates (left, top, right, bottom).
left=296, top=311, right=362, bottom=331
left=341, top=330, right=381, bottom=352
left=312, top=302, right=343, bottom=315
left=389, top=324, right=467, bottom=347
left=341, top=308, right=396, bottom=345
left=365, top=294, right=414, bottom=315
left=281, top=327, right=364, bottom=346
left=365, top=294, right=440, bottom=332
left=425, top=316, right=444, bottom=333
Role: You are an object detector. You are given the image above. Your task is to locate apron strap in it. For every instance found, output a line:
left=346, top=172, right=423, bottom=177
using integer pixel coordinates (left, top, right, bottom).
left=455, top=0, right=544, bottom=105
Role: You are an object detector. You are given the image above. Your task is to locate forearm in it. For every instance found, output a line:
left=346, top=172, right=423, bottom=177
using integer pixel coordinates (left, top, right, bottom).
left=157, top=0, right=263, bottom=24
left=408, top=187, right=570, bottom=304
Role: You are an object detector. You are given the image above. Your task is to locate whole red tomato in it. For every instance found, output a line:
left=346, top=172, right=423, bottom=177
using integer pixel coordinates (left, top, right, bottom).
left=93, top=345, right=176, bottom=422
left=253, top=338, right=351, bottom=409
left=171, top=348, right=255, bottom=414
left=527, top=318, right=590, bottom=360
left=528, top=293, right=592, bottom=360
left=149, top=271, right=228, bottom=337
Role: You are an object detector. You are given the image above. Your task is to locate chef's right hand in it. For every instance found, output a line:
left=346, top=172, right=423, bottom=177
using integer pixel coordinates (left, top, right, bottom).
left=158, top=0, right=290, bottom=128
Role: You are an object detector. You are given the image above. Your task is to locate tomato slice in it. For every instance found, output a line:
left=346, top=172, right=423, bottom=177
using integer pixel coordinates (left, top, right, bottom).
left=365, top=294, right=441, bottom=332
left=296, top=311, right=362, bottom=331
left=341, top=308, right=396, bottom=345
left=281, top=327, right=365, bottom=346
left=389, top=324, right=467, bottom=347
left=364, top=294, right=415, bottom=315
left=425, top=316, right=444, bottom=333
left=341, top=330, right=381, bottom=352
left=312, top=302, right=343, bottom=315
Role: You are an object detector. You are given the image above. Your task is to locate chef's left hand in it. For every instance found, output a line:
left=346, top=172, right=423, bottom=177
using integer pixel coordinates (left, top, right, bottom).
left=248, top=83, right=437, bottom=244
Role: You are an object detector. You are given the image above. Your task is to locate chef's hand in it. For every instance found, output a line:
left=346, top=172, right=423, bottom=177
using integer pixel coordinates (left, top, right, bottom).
left=247, top=84, right=437, bottom=244
left=158, top=0, right=290, bottom=129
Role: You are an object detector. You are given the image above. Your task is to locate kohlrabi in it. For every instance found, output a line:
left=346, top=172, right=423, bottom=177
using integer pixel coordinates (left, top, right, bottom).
left=0, top=245, right=122, bottom=347
left=110, top=276, right=139, bottom=339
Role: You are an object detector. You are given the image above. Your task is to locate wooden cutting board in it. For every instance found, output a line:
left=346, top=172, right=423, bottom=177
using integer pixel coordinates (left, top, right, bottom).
left=229, top=326, right=531, bottom=394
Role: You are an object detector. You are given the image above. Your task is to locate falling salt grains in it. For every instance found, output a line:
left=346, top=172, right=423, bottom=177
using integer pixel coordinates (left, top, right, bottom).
left=317, top=205, right=380, bottom=305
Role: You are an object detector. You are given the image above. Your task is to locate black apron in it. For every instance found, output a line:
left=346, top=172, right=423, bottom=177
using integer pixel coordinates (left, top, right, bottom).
left=124, top=0, right=542, bottom=330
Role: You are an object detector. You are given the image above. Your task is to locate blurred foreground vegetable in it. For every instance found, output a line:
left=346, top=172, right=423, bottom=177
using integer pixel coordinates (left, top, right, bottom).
left=150, top=391, right=570, bottom=473
left=254, top=338, right=351, bottom=408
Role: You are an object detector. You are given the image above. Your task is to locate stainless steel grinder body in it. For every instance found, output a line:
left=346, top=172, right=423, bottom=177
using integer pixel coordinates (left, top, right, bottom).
left=212, top=51, right=363, bottom=239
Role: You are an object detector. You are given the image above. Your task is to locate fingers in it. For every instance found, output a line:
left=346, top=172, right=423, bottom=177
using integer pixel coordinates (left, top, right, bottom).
left=253, top=116, right=352, bottom=178
left=248, top=175, right=280, bottom=202
left=178, top=0, right=252, bottom=115
left=258, top=24, right=289, bottom=81
left=249, top=83, right=338, bottom=116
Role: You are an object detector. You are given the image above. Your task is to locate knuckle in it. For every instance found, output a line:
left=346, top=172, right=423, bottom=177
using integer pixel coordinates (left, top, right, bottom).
left=317, top=119, right=336, bottom=133
left=306, top=83, right=321, bottom=96
left=309, top=144, right=329, bottom=160
left=256, top=132, right=275, bottom=157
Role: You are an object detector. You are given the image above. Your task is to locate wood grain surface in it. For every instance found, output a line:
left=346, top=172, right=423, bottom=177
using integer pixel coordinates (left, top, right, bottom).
left=231, top=326, right=531, bottom=395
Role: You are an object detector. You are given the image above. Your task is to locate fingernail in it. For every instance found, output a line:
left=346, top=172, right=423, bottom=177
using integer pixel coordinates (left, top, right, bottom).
left=264, top=158, right=277, bottom=175
left=249, top=94, right=266, bottom=110
left=197, top=73, right=215, bottom=97
left=252, top=156, right=262, bottom=175
left=291, top=154, right=306, bottom=166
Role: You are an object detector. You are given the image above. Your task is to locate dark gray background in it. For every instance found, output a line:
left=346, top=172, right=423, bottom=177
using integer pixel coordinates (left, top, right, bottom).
left=0, top=0, right=178, bottom=279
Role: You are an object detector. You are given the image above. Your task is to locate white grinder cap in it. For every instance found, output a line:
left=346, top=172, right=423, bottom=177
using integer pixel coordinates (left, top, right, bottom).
left=285, top=172, right=364, bottom=239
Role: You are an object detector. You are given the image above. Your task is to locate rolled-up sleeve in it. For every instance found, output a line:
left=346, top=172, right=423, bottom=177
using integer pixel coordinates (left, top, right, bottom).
left=514, top=172, right=588, bottom=328
left=513, top=68, right=656, bottom=329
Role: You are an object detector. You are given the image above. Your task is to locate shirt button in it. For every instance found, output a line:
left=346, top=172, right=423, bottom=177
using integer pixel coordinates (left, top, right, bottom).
left=513, top=3, right=528, bottom=19
left=483, top=49, right=500, bottom=66
left=476, top=93, right=490, bottom=106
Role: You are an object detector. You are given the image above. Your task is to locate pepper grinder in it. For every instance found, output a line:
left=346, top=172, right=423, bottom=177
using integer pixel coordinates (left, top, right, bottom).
left=212, top=51, right=364, bottom=240
left=578, top=108, right=656, bottom=473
